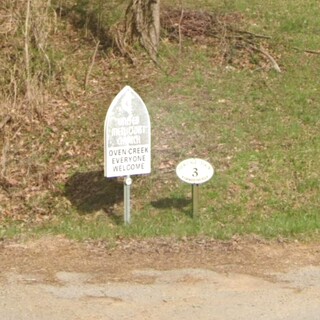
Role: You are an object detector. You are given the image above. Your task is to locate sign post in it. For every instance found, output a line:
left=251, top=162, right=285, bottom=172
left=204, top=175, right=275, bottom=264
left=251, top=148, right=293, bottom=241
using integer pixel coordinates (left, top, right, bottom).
left=176, top=158, right=214, bottom=218
left=124, top=176, right=132, bottom=224
left=192, top=184, right=199, bottom=218
left=104, top=86, right=151, bottom=224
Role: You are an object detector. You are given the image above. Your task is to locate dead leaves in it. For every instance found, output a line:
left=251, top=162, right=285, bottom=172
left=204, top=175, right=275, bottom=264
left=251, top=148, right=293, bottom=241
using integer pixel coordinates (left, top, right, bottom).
left=161, top=8, right=280, bottom=71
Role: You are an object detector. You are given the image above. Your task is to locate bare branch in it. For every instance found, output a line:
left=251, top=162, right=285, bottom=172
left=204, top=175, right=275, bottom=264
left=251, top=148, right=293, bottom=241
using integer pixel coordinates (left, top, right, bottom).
left=294, top=47, right=320, bottom=55
left=84, top=40, right=100, bottom=91
left=0, top=116, right=12, bottom=131
left=250, top=45, right=281, bottom=73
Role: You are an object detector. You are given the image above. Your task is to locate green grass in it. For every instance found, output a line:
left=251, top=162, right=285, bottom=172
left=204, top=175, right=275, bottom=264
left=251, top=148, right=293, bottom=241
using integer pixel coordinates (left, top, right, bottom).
left=1, top=0, right=320, bottom=242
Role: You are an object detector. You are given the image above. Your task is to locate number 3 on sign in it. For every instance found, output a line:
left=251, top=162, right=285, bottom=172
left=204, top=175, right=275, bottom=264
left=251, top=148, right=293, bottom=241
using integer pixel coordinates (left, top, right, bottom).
left=192, top=167, right=198, bottom=177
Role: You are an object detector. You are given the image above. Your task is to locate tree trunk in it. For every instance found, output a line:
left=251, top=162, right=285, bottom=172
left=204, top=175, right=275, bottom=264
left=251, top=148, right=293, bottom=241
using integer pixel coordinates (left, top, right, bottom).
left=125, top=0, right=160, bottom=61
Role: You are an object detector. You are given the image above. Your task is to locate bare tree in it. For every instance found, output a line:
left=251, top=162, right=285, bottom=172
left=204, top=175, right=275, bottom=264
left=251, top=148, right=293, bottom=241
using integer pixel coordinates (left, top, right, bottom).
left=124, top=0, right=160, bottom=61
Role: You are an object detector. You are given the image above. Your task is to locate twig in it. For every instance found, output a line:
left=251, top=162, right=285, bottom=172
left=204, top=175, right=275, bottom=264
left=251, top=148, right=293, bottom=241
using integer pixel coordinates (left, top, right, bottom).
left=235, top=29, right=272, bottom=39
left=24, top=0, right=31, bottom=101
left=250, top=45, right=281, bottom=73
left=1, top=139, right=9, bottom=178
left=84, top=40, right=100, bottom=91
left=0, top=115, right=12, bottom=131
left=0, top=116, right=12, bottom=178
left=178, top=9, right=184, bottom=54
left=304, top=50, right=320, bottom=55
left=293, top=47, right=320, bottom=55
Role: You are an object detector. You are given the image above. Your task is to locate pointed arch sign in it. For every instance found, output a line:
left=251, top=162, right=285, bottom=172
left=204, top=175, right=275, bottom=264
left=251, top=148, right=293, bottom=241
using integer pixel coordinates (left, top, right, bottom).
left=104, top=86, right=151, bottom=178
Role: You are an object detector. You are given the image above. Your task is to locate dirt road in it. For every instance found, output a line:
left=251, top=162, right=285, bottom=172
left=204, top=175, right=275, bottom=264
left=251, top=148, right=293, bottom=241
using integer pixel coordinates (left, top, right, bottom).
left=1, top=236, right=320, bottom=320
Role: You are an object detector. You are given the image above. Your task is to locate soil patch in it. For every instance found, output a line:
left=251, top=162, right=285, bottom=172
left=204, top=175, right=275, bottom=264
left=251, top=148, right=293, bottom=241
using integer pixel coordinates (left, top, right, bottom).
left=1, top=236, right=320, bottom=283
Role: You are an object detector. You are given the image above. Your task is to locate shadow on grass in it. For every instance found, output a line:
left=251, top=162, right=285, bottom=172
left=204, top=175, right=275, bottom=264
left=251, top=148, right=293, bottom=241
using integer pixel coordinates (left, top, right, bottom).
left=151, top=197, right=192, bottom=217
left=64, top=170, right=123, bottom=224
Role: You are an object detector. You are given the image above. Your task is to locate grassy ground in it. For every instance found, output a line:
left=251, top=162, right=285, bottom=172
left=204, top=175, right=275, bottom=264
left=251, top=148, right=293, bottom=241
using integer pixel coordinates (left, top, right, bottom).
left=0, top=0, right=319, bottom=241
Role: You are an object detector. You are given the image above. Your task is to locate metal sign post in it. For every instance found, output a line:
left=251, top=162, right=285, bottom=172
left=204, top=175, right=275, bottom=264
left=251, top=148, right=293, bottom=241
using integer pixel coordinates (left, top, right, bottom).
left=124, top=176, right=132, bottom=224
left=192, top=184, right=199, bottom=219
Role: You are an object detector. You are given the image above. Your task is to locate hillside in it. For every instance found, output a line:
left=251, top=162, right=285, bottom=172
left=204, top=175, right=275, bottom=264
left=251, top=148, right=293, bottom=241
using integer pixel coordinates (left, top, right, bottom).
left=0, top=0, right=319, bottom=240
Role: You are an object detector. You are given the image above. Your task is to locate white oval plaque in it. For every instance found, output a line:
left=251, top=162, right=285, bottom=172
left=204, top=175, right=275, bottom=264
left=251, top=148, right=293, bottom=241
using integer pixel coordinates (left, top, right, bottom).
left=176, top=158, right=214, bottom=184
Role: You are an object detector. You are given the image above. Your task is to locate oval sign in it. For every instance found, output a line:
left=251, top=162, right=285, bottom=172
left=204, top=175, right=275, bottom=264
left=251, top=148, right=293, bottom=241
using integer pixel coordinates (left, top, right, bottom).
left=104, top=86, right=151, bottom=178
left=176, top=158, right=214, bottom=185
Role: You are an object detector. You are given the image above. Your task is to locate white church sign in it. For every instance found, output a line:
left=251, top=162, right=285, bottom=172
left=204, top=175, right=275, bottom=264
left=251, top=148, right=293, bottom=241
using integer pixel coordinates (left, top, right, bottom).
left=104, top=86, right=151, bottom=178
